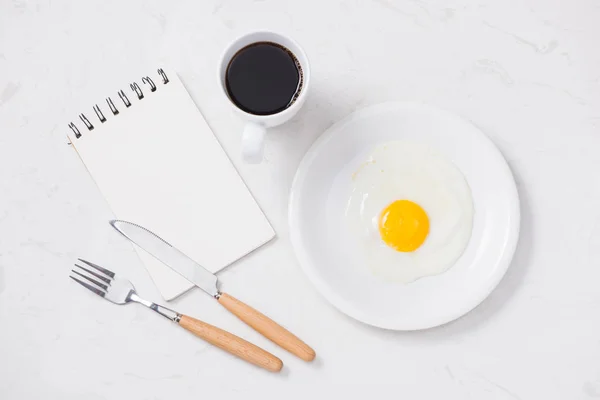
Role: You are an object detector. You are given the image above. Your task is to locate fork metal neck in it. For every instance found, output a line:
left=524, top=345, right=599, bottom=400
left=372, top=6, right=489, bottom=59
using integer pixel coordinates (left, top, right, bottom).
left=129, top=293, right=181, bottom=322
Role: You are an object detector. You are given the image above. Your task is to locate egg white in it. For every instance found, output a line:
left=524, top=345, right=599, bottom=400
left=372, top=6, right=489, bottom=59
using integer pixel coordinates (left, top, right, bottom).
left=345, top=140, right=474, bottom=283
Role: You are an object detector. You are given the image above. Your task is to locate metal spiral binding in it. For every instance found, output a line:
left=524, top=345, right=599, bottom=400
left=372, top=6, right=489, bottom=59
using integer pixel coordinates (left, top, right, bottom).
left=118, top=90, right=131, bottom=107
left=79, top=113, right=94, bottom=130
left=158, top=68, right=169, bottom=84
left=68, top=69, right=170, bottom=140
left=93, top=104, right=106, bottom=123
left=130, top=82, right=144, bottom=99
left=106, top=97, right=119, bottom=115
left=68, top=122, right=81, bottom=138
left=142, top=76, right=156, bottom=92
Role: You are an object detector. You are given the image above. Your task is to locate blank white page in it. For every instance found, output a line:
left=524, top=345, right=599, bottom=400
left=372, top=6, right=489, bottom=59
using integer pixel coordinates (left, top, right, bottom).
left=68, top=70, right=275, bottom=300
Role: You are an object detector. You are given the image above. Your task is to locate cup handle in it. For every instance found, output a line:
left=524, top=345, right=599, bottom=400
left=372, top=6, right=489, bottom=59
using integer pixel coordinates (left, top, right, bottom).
left=242, top=123, right=266, bottom=163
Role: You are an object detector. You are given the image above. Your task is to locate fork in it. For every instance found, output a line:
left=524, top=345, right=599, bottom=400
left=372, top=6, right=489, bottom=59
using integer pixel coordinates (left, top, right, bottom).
left=70, top=258, right=283, bottom=372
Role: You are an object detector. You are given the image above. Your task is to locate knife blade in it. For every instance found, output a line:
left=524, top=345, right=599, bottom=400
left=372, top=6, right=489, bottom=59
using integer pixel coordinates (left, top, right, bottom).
left=110, top=219, right=316, bottom=362
left=110, top=220, right=219, bottom=297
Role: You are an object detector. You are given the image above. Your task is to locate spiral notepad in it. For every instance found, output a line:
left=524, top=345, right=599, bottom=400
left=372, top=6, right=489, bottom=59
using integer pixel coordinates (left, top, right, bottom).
left=67, top=68, right=275, bottom=301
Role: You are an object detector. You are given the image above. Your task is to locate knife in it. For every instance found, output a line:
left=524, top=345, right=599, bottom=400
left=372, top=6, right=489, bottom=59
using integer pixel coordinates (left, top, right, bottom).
left=110, top=220, right=316, bottom=362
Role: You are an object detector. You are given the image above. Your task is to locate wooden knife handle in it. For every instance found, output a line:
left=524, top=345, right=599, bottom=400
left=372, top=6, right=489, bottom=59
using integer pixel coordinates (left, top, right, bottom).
left=178, top=314, right=283, bottom=372
left=218, top=293, right=316, bottom=362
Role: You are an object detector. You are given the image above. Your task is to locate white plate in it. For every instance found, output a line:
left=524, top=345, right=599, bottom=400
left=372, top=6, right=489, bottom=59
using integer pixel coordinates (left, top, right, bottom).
left=289, top=102, right=520, bottom=330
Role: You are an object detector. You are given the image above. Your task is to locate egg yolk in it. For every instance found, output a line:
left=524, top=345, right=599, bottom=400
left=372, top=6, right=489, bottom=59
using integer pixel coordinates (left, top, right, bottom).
left=378, top=200, right=429, bottom=252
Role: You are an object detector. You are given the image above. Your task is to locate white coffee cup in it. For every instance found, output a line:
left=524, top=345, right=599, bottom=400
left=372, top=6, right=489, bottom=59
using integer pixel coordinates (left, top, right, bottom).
left=219, top=31, right=310, bottom=163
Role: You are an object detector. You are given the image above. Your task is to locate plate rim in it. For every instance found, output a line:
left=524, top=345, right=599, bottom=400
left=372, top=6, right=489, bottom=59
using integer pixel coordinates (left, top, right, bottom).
left=288, top=101, right=520, bottom=330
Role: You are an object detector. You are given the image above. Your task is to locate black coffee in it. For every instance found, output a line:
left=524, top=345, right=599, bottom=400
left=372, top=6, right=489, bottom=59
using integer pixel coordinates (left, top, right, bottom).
left=225, top=42, right=302, bottom=115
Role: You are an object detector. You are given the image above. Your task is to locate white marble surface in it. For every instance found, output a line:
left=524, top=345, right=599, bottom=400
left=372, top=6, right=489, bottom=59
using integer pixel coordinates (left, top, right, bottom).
left=1, top=0, right=599, bottom=398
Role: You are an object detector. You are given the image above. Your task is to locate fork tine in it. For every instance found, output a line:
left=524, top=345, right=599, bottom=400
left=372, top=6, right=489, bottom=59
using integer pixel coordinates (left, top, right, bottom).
left=77, top=258, right=116, bottom=278
left=70, top=275, right=106, bottom=298
left=71, top=270, right=109, bottom=291
left=74, top=263, right=112, bottom=284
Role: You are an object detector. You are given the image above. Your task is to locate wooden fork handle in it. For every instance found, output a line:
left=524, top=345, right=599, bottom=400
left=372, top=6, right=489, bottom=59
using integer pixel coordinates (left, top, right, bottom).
left=218, top=293, right=316, bottom=362
left=178, top=314, right=283, bottom=372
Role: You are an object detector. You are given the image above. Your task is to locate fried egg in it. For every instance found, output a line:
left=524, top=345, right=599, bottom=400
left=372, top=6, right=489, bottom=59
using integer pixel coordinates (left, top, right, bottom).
left=345, top=140, right=474, bottom=283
